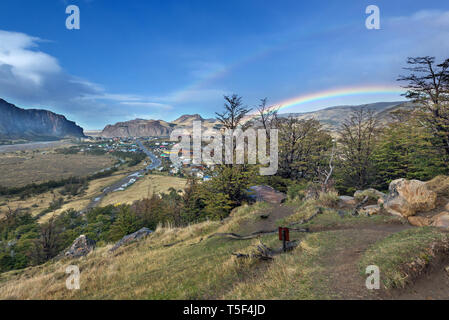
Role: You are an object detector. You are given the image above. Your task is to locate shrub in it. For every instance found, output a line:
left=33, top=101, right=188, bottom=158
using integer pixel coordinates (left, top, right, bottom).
left=354, top=189, right=383, bottom=203
left=287, top=182, right=308, bottom=201
left=317, top=191, right=340, bottom=208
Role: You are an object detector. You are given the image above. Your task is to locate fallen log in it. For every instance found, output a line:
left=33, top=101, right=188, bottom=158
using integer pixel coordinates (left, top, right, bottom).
left=352, top=196, right=369, bottom=216
left=287, top=207, right=324, bottom=227
left=209, top=228, right=309, bottom=240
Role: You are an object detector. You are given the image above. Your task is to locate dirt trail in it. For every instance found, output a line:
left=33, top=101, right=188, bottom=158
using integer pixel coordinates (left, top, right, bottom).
left=324, top=224, right=449, bottom=300
left=324, top=225, right=409, bottom=300
left=233, top=203, right=449, bottom=300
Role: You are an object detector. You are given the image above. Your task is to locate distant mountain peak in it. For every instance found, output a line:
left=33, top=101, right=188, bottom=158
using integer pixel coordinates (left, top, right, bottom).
left=172, top=114, right=204, bottom=124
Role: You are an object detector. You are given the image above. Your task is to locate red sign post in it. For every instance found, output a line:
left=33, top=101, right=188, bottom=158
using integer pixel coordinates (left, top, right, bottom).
left=278, top=227, right=290, bottom=252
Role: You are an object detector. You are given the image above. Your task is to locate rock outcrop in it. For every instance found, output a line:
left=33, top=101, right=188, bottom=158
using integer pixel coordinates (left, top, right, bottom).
left=338, top=196, right=357, bottom=208
left=408, top=216, right=432, bottom=227
left=101, top=119, right=174, bottom=138
left=65, top=235, right=96, bottom=258
left=248, top=185, right=286, bottom=204
left=360, top=205, right=382, bottom=216
left=110, top=227, right=153, bottom=252
left=380, top=179, right=437, bottom=218
left=101, top=115, right=221, bottom=138
left=431, top=212, right=449, bottom=229
left=354, top=188, right=386, bottom=201
left=0, top=98, right=85, bottom=140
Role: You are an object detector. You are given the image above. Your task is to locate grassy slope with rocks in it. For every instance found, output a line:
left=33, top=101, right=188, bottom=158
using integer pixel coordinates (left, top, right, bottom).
left=0, top=197, right=448, bottom=300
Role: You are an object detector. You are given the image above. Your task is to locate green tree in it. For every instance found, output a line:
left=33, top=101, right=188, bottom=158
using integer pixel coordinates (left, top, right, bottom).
left=398, top=56, right=449, bottom=163
left=108, top=206, right=142, bottom=241
left=373, top=111, right=448, bottom=190
left=278, top=117, right=333, bottom=181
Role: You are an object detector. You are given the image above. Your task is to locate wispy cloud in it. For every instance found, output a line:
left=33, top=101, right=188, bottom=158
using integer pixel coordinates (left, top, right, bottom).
left=0, top=29, right=222, bottom=128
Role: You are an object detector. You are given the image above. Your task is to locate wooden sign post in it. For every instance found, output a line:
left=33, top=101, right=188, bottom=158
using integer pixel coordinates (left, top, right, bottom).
left=278, top=227, right=290, bottom=252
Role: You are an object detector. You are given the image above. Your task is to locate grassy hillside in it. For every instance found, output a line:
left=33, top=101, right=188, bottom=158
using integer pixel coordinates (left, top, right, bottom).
left=2, top=196, right=447, bottom=300
left=99, top=174, right=187, bottom=207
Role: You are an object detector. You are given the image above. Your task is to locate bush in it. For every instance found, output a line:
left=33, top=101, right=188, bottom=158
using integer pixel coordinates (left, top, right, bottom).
left=354, top=189, right=383, bottom=203
left=287, top=182, right=308, bottom=201
left=317, top=191, right=340, bottom=208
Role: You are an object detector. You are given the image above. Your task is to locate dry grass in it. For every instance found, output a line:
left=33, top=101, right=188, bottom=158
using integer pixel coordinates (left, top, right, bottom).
left=359, top=227, right=449, bottom=289
left=317, top=191, right=340, bottom=208
left=221, top=232, right=336, bottom=299
left=0, top=151, right=115, bottom=187
left=0, top=196, right=424, bottom=300
left=0, top=207, right=265, bottom=300
left=38, top=172, right=132, bottom=223
left=0, top=166, right=144, bottom=222
left=99, top=174, right=188, bottom=207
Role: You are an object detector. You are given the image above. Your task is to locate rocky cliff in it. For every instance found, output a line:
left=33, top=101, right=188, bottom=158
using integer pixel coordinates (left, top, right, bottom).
left=100, top=114, right=221, bottom=138
left=0, top=99, right=85, bottom=140
left=101, top=119, right=174, bottom=138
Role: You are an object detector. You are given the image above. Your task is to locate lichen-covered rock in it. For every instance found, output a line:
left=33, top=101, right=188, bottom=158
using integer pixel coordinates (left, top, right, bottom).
left=408, top=216, right=431, bottom=227
left=431, top=212, right=449, bottom=229
left=445, top=202, right=449, bottom=211
left=110, top=227, right=153, bottom=252
left=360, top=205, right=382, bottom=216
left=65, top=235, right=96, bottom=258
left=354, top=188, right=385, bottom=201
left=248, top=185, right=286, bottom=204
left=338, top=196, right=356, bottom=208
left=382, top=179, right=437, bottom=218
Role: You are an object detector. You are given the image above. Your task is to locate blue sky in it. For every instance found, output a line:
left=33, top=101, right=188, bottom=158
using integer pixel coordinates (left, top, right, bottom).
left=0, top=0, right=448, bottom=129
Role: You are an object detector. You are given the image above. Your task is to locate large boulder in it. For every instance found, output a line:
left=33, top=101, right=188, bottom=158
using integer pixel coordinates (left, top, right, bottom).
left=247, top=185, right=286, bottom=204
left=381, top=179, right=437, bottom=218
left=338, top=196, right=357, bottom=208
left=408, top=216, right=432, bottom=227
left=65, top=235, right=96, bottom=258
left=360, top=205, right=382, bottom=216
left=354, top=188, right=385, bottom=201
left=431, top=212, right=449, bottom=229
left=110, top=227, right=153, bottom=252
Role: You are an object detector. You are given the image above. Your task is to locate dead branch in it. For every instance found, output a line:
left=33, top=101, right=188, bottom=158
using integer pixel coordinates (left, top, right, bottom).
left=232, top=240, right=300, bottom=260
left=352, top=196, right=369, bottom=216
left=287, top=207, right=323, bottom=227
left=209, top=228, right=309, bottom=240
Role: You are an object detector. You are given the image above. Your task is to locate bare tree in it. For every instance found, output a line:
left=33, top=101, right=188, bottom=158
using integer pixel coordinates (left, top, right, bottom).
left=278, top=117, right=332, bottom=180
left=338, top=107, right=379, bottom=190
left=215, top=95, right=252, bottom=167
left=398, top=56, right=449, bottom=158
left=38, top=218, right=60, bottom=261
left=321, top=138, right=336, bottom=192
left=257, top=98, right=279, bottom=139
left=215, top=94, right=252, bottom=130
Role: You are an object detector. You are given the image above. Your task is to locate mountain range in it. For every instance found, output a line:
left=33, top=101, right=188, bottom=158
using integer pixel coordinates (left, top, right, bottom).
left=278, top=101, right=411, bottom=131
left=0, top=98, right=412, bottom=141
left=0, top=99, right=85, bottom=141
left=99, top=101, right=410, bottom=138
left=100, top=114, right=221, bottom=138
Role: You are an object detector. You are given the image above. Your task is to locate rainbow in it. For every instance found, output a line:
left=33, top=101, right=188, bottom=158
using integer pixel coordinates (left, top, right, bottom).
left=245, top=85, right=406, bottom=120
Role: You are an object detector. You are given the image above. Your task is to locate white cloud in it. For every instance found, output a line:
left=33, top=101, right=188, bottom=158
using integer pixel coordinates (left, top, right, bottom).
left=0, top=31, right=60, bottom=85
left=389, top=10, right=449, bottom=28
left=0, top=29, right=229, bottom=129
left=0, top=30, right=222, bottom=128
